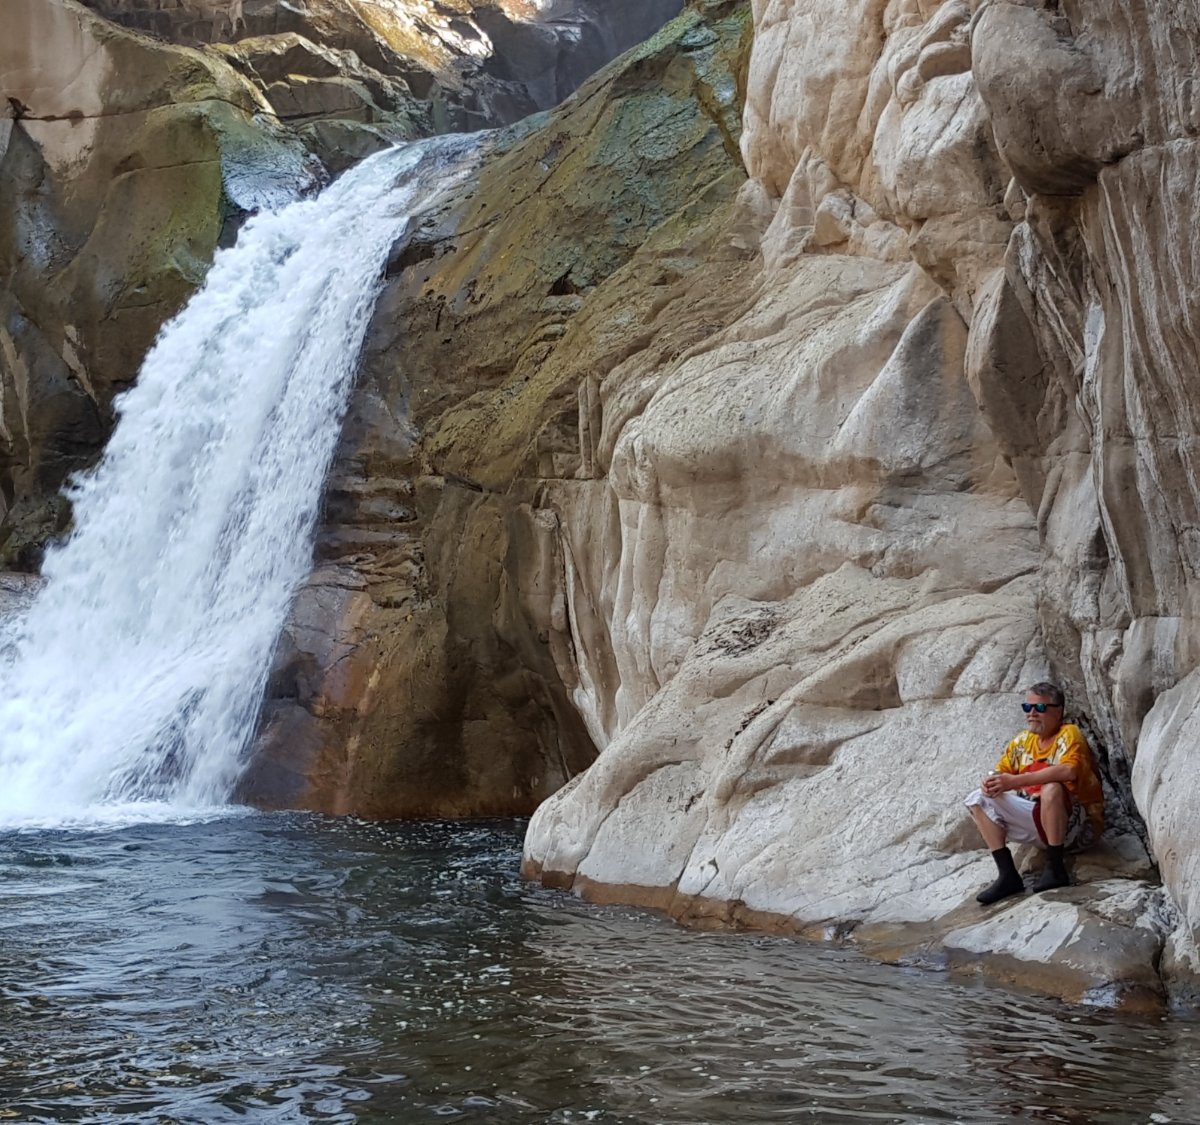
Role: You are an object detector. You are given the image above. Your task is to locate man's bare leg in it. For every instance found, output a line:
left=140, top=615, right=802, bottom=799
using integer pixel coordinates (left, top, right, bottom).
left=970, top=804, right=1007, bottom=851
left=970, top=801, right=1025, bottom=905
left=1033, top=782, right=1071, bottom=892
left=1037, top=782, right=1066, bottom=844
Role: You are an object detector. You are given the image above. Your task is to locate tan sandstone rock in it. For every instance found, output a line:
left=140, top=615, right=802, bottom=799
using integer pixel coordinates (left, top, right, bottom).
left=964, top=1, right=1200, bottom=998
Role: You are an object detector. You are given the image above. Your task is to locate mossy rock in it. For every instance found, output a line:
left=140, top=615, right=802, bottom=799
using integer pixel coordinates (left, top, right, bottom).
left=358, top=0, right=754, bottom=486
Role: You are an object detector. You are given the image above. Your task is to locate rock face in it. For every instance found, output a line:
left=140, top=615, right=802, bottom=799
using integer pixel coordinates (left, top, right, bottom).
left=241, top=0, right=752, bottom=816
left=965, top=0, right=1200, bottom=1001
left=502, top=0, right=1200, bottom=1008
left=82, top=0, right=684, bottom=142
left=0, top=0, right=682, bottom=567
left=518, top=0, right=1067, bottom=966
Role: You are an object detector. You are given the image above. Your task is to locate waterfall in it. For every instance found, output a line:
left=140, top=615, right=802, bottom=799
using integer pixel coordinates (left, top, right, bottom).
left=0, top=135, right=479, bottom=829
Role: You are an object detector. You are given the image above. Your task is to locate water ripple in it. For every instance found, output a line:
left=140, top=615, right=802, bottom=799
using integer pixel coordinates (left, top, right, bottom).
left=0, top=815, right=1196, bottom=1123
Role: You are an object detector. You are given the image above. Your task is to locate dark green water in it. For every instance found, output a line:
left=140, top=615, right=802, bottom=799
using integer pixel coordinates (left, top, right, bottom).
left=1, top=815, right=1197, bottom=1123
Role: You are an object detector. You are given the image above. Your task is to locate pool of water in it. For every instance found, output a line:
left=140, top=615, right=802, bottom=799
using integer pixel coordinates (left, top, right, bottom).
left=1, top=814, right=1196, bottom=1123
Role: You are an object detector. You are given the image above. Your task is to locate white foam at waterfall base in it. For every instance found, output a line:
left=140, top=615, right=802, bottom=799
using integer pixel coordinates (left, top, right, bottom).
left=0, top=136, right=480, bottom=830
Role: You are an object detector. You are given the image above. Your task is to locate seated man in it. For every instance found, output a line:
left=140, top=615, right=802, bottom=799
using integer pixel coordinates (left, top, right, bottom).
left=965, top=681, right=1105, bottom=905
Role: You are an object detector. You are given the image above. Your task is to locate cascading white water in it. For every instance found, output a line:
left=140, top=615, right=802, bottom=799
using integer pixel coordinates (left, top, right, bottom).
left=0, top=135, right=480, bottom=828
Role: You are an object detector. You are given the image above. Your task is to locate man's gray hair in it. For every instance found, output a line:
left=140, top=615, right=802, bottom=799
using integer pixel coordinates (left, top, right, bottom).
left=1026, top=681, right=1065, bottom=707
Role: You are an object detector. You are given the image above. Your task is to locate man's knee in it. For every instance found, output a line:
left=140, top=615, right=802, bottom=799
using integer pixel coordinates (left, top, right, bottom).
left=1040, top=781, right=1066, bottom=805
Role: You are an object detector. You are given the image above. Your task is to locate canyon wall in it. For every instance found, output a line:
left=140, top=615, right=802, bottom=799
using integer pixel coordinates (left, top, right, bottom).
left=248, top=0, right=1197, bottom=1007
left=506, top=0, right=1200, bottom=1007
left=81, top=0, right=683, bottom=150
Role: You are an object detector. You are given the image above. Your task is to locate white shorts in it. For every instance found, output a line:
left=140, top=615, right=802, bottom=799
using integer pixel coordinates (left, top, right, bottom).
left=964, top=788, right=1091, bottom=849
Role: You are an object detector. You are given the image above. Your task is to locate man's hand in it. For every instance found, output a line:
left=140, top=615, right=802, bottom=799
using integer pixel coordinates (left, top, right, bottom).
left=981, top=772, right=1012, bottom=797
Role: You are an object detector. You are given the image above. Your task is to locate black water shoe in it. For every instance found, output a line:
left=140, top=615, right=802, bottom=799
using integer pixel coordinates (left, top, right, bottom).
left=1033, top=845, right=1070, bottom=892
left=976, top=846, right=1025, bottom=905
left=976, top=870, right=1025, bottom=905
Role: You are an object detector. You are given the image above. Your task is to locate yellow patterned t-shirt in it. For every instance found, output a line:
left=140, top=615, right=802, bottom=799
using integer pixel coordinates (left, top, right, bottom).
left=995, top=724, right=1105, bottom=836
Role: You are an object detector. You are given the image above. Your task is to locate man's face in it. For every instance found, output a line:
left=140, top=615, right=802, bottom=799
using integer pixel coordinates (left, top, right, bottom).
left=1024, top=693, right=1063, bottom=738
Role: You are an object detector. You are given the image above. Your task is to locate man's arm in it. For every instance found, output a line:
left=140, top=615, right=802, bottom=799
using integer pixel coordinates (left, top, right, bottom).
left=994, top=743, right=1015, bottom=775
left=984, top=762, right=1076, bottom=795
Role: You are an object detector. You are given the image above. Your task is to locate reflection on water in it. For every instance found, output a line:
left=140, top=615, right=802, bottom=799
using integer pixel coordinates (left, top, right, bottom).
left=0, top=816, right=1196, bottom=1123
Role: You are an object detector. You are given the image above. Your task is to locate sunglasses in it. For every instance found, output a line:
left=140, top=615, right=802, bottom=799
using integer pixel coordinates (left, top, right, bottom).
left=1021, top=702, right=1061, bottom=713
